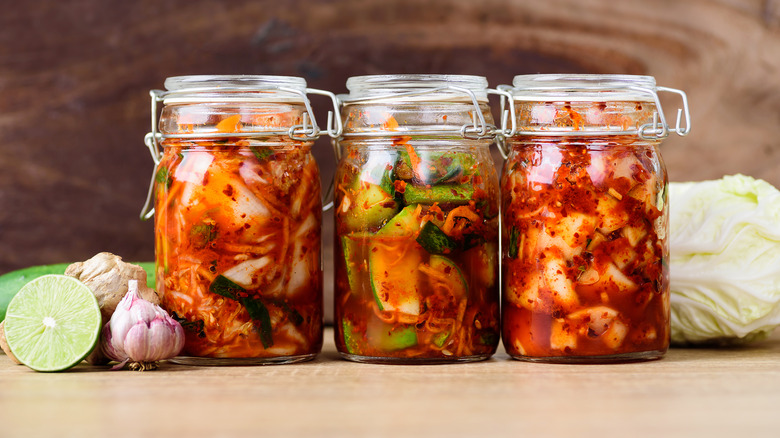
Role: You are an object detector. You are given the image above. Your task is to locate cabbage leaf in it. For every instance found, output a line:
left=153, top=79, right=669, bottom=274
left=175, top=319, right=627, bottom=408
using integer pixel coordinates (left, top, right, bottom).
left=670, top=174, right=780, bottom=345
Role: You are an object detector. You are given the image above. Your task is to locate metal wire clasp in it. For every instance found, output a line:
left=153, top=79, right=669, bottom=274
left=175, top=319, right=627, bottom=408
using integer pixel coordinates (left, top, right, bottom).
left=306, top=88, right=343, bottom=139
left=144, top=89, right=165, bottom=166
left=448, top=86, right=491, bottom=139
left=656, top=86, right=691, bottom=137
left=280, top=87, right=343, bottom=141
left=140, top=90, right=165, bottom=220
left=490, top=86, right=517, bottom=159
left=633, top=86, right=691, bottom=140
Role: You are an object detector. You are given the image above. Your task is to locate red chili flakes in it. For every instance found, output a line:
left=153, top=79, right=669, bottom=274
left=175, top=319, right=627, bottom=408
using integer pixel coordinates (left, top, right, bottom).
left=394, top=180, right=407, bottom=193
left=223, top=184, right=235, bottom=197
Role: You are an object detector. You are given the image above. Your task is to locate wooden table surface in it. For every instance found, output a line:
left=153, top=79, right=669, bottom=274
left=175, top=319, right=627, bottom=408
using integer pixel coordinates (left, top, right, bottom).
left=1, top=328, right=779, bottom=438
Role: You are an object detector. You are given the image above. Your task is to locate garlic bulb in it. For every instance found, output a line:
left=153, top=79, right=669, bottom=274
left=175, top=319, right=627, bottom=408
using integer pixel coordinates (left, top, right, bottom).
left=102, top=280, right=184, bottom=371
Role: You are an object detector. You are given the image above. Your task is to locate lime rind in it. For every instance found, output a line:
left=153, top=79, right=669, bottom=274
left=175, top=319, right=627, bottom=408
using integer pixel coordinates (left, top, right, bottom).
left=5, top=274, right=101, bottom=372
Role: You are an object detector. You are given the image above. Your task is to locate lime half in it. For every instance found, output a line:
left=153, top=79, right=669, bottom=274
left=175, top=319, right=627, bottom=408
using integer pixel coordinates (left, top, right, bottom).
left=4, top=275, right=101, bottom=372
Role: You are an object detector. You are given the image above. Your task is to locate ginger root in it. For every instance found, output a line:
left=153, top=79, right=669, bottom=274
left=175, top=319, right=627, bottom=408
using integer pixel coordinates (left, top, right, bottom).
left=0, top=321, right=22, bottom=365
left=66, top=252, right=159, bottom=322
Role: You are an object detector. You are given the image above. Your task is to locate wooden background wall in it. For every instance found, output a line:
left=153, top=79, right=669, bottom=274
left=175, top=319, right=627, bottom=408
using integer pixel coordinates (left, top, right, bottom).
left=2, top=0, right=779, bottom=307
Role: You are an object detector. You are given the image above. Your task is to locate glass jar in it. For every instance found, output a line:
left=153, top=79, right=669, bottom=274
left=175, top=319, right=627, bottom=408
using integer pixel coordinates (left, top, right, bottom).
left=498, top=74, right=690, bottom=363
left=142, top=75, right=340, bottom=365
left=333, top=74, right=501, bottom=364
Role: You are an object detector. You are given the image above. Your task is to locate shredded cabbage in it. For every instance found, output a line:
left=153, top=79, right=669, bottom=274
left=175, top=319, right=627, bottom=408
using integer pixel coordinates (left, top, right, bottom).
left=669, top=174, right=780, bottom=345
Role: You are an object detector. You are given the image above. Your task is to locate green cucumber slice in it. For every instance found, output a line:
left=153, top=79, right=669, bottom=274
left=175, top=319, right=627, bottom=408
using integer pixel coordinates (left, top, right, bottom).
left=416, top=221, right=457, bottom=255
left=403, top=184, right=474, bottom=205
left=432, top=331, right=451, bottom=348
left=367, top=322, right=418, bottom=351
left=341, top=233, right=369, bottom=294
left=342, top=319, right=361, bottom=355
left=342, top=182, right=399, bottom=231
left=427, top=255, right=468, bottom=299
left=376, top=205, right=421, bottom=237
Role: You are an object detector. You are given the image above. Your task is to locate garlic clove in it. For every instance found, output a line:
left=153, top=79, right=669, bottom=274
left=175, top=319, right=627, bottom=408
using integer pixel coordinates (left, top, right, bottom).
left=147, top=318, right=176, bottom=361
left=100, top=279, right=185, bottom=370
left=101, top=322, right=122, bottom=363
left=122, top=283, right=155, bottom=318
left=123, top=322, right=154, bottom=362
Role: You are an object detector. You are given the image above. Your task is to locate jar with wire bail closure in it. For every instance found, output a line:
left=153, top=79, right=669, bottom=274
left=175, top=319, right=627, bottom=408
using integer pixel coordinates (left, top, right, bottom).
left=333, top=75, right=502, bottom=364
left=497, top=74, right=691, bottom=363
left=142, top=75, right=341, bottom=365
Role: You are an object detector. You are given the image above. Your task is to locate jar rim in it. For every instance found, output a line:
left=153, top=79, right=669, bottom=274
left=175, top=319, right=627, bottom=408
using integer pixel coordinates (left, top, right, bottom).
left=342, top=74, right=489, bottom=103
left=164, top=75, right=307, bottom=92
left=509, top=74, right=657, bottom=102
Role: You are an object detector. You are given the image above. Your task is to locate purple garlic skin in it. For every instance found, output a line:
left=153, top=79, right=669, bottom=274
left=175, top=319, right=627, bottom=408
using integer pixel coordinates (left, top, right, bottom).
left=102, top=280, right=184, bottom=370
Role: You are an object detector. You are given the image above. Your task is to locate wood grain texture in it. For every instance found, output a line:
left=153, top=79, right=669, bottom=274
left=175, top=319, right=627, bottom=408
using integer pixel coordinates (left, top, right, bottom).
left=1, top=1, right=778, bottom=283
left=1, top=327, right=780, bottom=437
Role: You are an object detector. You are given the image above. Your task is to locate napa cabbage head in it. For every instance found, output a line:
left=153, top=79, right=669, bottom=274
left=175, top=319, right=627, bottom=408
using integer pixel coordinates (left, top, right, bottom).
left=669, top=174, right=780, bottom=345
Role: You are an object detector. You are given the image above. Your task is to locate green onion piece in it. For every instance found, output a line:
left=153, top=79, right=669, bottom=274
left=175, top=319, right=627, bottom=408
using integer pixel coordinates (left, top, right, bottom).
left=251, top=147, right=274, bottom=161
left=209, top=275, right=274, bottom=348
left=508, top=227, right=519, bottom=259
left=240, top=297, right=274, bottom=349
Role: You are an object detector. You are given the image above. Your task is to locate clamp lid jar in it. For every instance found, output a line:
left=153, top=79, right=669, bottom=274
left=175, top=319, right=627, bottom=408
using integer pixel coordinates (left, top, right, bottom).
left=145, top=75, right=339, bottom=365
left=333, top=74, right=502, bottom=364
left=499, top=74, right=690, bottom=363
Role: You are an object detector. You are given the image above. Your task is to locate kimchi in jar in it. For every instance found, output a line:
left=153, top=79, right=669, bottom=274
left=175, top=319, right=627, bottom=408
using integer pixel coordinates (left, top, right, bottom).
left=144, top=75, right=339, bottom=365
left=333, top=75, right=501, bottom=364
left=499, top=74, right=690, bottom=363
